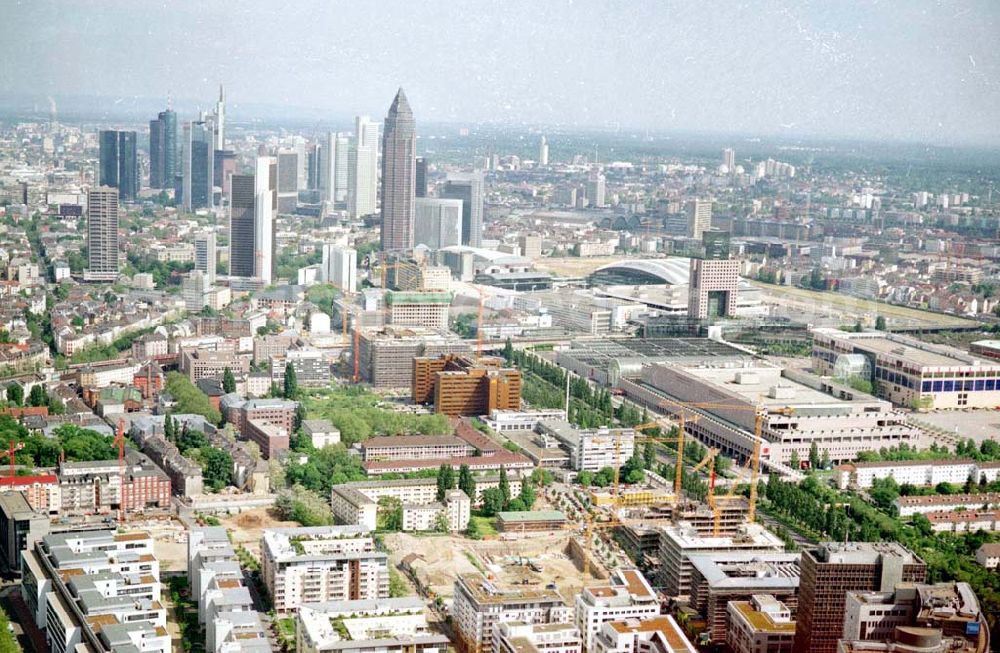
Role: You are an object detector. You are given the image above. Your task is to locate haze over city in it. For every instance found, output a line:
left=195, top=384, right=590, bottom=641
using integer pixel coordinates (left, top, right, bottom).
left=2, top=0, right=999, bottom=145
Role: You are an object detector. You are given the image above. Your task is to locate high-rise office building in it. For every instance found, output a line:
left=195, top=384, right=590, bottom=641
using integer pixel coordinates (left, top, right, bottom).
left=414, top=197, right=463, bottom=250
left=321, top=245, right=357, bottom=292
left=85, top=187, right=120, bottom=280
left=322, top=132, right=350, bottom=204
left=276, top=150, right=299, bottom=214
left=213, top=150, right=236, bottom=201
left=194, top=231, right=217, bottom=284
left=687, top=231, right=739, bottom=320
left=229, top=156, right=276, bottom=284
left=538, top=135, right=549, bottom=166
left=380, top=89, right=417, bottom=251
left=722, top=147, right=735, bottom=171
left=98, top=130, right=138, bottom=202
left=441, top=173, right=484, bottom=248
left=213, top=84, right=225, bottom=151
left=415, top=157, right=428, bottom=198
left=306, top=143, right=322, bottom=191
left=348, top=116, right=379, bottom=218
left=793, top=542, right=926, bottom=653
left=686, top=199, right=713, bottom=239
left=181, top=121, right=214, bottom=211
left=587, top=174, right=607, bottom=208
left=149, top=109, right=177, bottom=189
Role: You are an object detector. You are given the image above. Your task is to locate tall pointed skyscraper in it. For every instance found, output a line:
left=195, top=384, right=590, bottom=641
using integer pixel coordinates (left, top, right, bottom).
left=380, top=88, right=416, bottom=251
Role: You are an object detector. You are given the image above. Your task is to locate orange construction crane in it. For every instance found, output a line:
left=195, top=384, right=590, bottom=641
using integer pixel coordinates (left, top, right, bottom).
left=0, top=440, right=24, bottom=478
left=114, top=418, right=126, bottom=523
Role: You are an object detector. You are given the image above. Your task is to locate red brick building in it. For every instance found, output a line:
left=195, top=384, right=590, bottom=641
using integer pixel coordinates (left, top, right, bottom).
left=0, top=474, right=59, bottom=514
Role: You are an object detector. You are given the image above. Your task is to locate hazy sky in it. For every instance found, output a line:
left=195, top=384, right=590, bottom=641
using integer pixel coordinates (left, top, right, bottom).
left=2, top=0, right=999, bottom=145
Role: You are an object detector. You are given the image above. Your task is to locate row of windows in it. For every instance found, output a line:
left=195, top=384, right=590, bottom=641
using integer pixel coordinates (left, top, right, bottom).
left=920, top=379, right=1000, bottom=393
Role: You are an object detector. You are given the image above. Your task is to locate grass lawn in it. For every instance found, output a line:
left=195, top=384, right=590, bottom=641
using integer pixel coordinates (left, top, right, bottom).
left=468, top=515, right=497, bottom=536
left=276, top=616, right=296, bottom=647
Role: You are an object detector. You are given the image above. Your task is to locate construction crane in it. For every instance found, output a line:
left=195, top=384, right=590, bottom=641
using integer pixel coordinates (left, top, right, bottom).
left=714, top=456, right=754, bottom=535
left=0, top=441, right=24, bottom=478
left=114, top=418, right=126, bottom=523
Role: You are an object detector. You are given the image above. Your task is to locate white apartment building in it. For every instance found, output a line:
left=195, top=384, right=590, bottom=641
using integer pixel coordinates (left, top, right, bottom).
left=330, top=479, right=470, bottom=532
left=835, top=459, right=1000, bottom=490
left=298, top=597, right=449, bottom=653
left=726, top=595, right=796, bottom=653
left=575, top=569, right=659, bottom=652
left=537, top=420, right=635, bottom=473
left=453, top=574, right=572, bottom=653
left=893, top=493, right=1000, bottom=517
left=495, top=622, right=582, bottom=653
left=321, top=244, right=357, bottom=292
left=483, top=409, right=568, bottom=434
left=658, top=523, right=785, bottom=599
left=261, top=526, right=389, bottom=613
left=592, top=616, right=697, bottom=653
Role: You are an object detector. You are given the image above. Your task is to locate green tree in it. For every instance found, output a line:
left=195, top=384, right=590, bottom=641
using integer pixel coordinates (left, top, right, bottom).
left=377, top=496, right=403, bottom=531
left=283, top=363, right=298, bottom=399
left=437, top=463, right=456, bottom=501
left=27, top=384, right=47, bottom=407
left=466, top=518, right=484, bottom=540
left=6, top=383, right=23, bottom=407
left=643, top=441, right=657, bottom=470
left=503, top=337, right=514, bottom=363
left=820, top=449, right=831, bottom=470
left=165, top=372, right=222, bottom=424
left=201, top=449, right=234, bottom=492
left=222, top=367, right=236, bottom=394
left=809, top=441, right=820, bottom=470
left=519, top=482, right=536, bottom=510
left=875, top=315, right=886, bottom=331
left=481, top=488, right=505, bottom=516
left=498, top=466, right=510, bottom=507
left=789, top=449, right=800, bottom=470
left=458, top=464, right=476, bottom=501
left=433, top=511, right=450, bottom=533
left=577, top=471, right=594, bottom=486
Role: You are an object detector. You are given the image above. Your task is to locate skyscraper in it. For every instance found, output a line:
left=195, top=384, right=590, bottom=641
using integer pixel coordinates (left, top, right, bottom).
left=194, top=231, right=217, bottom=284
left=213, top=84, right=226, bottom=151
left=415, top=157, right=428, bottom=198
left=722, top=147, right=735, bottom=171
left=307, top=143, right=322, bottom=191
left=321, top=132, right=351, bottom=204
left=380, top=88, right=417, bottom=251
left=686, top=199, right=713, bottom=240
left=229, top=156, right=276, bottom=284
left=793, top=542, right=926, bottom=653
left=587, top=174, right=606, bottom=208
left=85, top=187, right=119, bottom=280
left=98, top=130, right=138, bottom=202
left=688, top=231, right=740, bottom=320
left=348, top=117, right=379, bottom=218
left=441, top=173, right=484, bottom=247
left=414, top=197, right=463, bottom=250
left=321, top=245, right=357, bottom=292
left=276, top=150, right=299, bottom=213
left=181, top=121, right=214, bottom=211
left=149, top=109, right=177, bottom=189
left=538, top=135, right=549, bottom=166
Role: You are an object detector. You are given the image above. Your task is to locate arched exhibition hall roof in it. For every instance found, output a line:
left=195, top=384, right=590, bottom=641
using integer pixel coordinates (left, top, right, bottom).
left=589, top=258, right=691, bottom=286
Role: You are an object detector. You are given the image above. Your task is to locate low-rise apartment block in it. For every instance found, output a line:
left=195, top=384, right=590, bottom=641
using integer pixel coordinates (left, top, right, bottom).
left=574, top=569, right=659, bottom=652
left=453, top=573, right=572, bottom=653
left=261, top=526, right=389, bottom=613
left=835, top=459, right=1000, bottom=490
left=893, top=492, right=1000, bottom=517
left=330, top=478, right=471, bottom=532
left=727, top=594, right=796, bottom=653
left=592, top=616, right=697, bottom=653
left=536, top=420, right=635, bottom=473
left=297, top=597, right=449, bottom=653
left=495, top=622, right=582, bottom=653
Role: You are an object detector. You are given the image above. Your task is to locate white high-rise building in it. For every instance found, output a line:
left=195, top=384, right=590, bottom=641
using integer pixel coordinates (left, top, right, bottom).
left=254, top=156, right=275, bottom=285
left=194, top=231, right=216, bottom=284
left=587, top=174, right=606, bottom=208
left=348, top=116, right=379, bottom=218
left=323, top=132, right=350, bottom=203
left=539, top=135, right=549, bottom=166
left=322, top=244, right=357, bottom=292
left=214, top=84, right=225, bottom=150
left=722, top=147, right=735, bottom=171
left=686, top=199, right=713, bottom=239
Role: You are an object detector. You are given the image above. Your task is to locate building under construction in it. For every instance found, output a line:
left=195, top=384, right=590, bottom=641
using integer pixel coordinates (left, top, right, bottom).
left=412, top=354, right=521, bottom=417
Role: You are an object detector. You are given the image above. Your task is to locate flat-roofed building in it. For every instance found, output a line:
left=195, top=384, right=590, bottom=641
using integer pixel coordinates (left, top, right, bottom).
left=833, top=459, right=986, bottom=490
left=261, top=526, right=389, bottom=613
left=621, top=363, right=922, bottom=467
left=413, top=354, right=522, bottom=417
left=812, top=328, right=1000, bottom=410
left=840, top=582, right=988, bottom=653
left=592, top=615, right=697, bottom=653
left=453, top=573, right=572, bottom=653
left=386, top=290, right=452, bottom=331
left=298, top=596, right=450, bottom=653
left=0, top=492, right=49, bottom=574
left=793, top=542, right=926, bottom=653
left=483, top=409, right=568, bottom=434
left=495, top=621, right=582, bottom=653
left=358, top=327, right=471, bottom=388
left=727, top=594, right=796, bottom=653
left=688, top=553, right=800, bottom=645
left=536, top=420, right=635, bottom=473
left=496, top=510, right=567, bottom=534
left=893, top=492, right=1000, bottom=517
left=575, top=569, right=659, bottom=652
left=658, top=523, right=785, bottom=599
left=302, top=419, right=340, bottom=448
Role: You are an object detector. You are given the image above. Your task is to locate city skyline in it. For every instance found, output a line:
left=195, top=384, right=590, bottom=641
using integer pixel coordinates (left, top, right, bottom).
left=2, top=1, right=998, bottom=147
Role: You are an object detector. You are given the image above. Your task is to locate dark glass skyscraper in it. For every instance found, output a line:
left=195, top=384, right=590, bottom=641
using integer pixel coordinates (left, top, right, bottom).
left=415, top=157, right=427, bottom=198
left=98, top=130, right=138, bottom=202
left=380, top=88, right=416, bottom=251
left=181, top=121, right=214, bottom=210
left=149, top=109, right=176, bottom=189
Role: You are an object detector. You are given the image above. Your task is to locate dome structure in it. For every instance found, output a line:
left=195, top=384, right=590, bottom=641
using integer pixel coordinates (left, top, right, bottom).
left=588, top=258, right=691, bottom=286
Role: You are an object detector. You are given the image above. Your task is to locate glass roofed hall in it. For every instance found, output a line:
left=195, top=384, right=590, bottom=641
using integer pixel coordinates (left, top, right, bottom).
left=588, top=258, right=691, bottom=286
